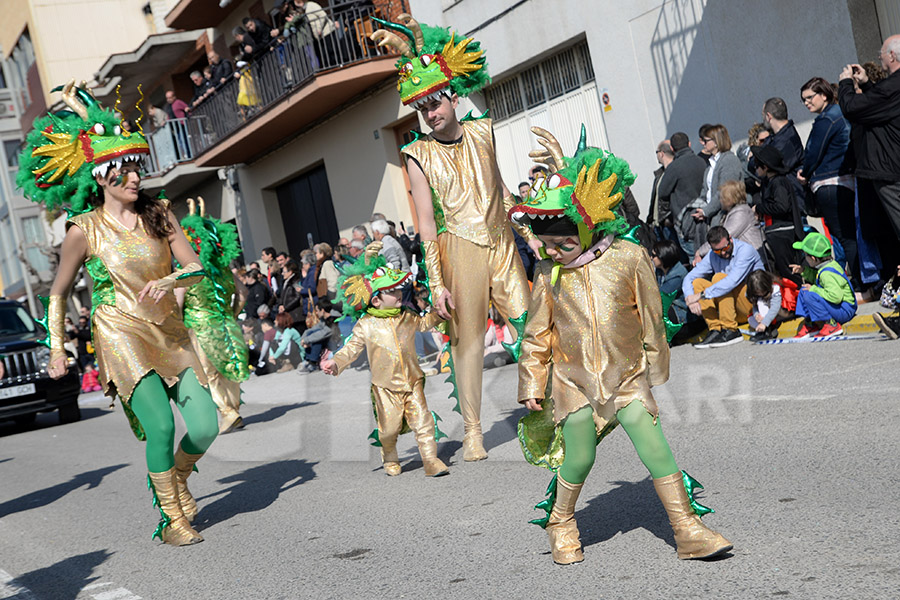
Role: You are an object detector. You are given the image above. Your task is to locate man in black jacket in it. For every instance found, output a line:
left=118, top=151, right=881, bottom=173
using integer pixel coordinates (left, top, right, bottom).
left=657, top=132, right=707, bottom=257
left=208, top=51, right=234, bottom=88
left=839, top=35, right=900, bottom=247
left=648, top=139, right=675, bottom=244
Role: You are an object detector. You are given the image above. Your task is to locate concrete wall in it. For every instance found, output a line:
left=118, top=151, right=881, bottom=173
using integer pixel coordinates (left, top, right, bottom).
left=237, top=82, right=417, bottom=259
left=410, top=0, right=867, bottom=213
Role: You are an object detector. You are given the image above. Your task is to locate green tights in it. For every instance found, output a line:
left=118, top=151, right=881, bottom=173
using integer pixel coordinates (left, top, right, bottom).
left=129, top=369, right=219, bottom=472
left=558, top=402, right=679, bottom=485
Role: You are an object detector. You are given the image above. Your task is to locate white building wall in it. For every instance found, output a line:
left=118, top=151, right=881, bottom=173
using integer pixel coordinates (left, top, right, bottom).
left=410, top=0, right=863, bottom=213
left=237, top=83, right=416, bottom=258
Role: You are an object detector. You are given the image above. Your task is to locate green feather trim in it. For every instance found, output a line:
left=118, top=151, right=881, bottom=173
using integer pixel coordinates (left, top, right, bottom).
left=395, top=23, right=491, bottom=97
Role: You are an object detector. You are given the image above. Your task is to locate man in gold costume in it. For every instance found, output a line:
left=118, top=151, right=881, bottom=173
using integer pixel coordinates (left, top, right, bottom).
left=371, top=14, right=538, bottom=461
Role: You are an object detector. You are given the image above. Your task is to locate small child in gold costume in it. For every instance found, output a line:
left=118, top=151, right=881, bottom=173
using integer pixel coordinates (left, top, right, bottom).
left=512, top=127, right=732, bottom=564
left=321, top=245, right=449, bottom=477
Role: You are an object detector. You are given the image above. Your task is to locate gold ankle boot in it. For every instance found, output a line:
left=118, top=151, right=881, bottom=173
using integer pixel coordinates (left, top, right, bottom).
left=462, top=429, right=488, bottom=462
left=383, top=462, right=401, bottom=476
left=148, top=468, right=203, bottom=546
left=422, top=457, right=449, bottom=477
left=219, top=411, right=244, bottom=435
left=653, top=472, right=733, bottom=559
left=173, top=448, right=204, bottom=523
left=546, top=475, right=584, bottom=565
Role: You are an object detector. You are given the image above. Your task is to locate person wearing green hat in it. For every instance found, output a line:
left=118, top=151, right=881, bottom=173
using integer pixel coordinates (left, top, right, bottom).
left=789, top=231, right=857, bottom=337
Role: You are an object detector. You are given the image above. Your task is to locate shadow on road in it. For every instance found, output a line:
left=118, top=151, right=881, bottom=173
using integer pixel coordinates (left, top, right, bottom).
left=0, top=464, right=129, bottom=518
left=240, top=402, right=318, bottom=427
left=483, top=407, right=527, bottom=452
left=8, top=550, right=111, bottom=599
left=194, top=459, right=317, bottom=529
left=579, top=478, right=673, bottom=549
left=0, top=407, right=109, bottom=438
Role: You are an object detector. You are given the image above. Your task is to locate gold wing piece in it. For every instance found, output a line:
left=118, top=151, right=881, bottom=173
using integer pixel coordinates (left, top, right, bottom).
left=32, top=130, right=87, bottom=183
left=342, top=275, right=372, bottom=310
left=573, top=160, right=622, bottom=229
left=441, top=33, right=483, bottom=78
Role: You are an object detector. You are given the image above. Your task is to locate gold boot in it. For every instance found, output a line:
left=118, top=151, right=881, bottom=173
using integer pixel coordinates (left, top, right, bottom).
left=383, top=462, right=402, bottom=476
left=148, top=468, right=203, bottom=546
left=422, top=457, right=449, bottom=477
left=653, top=472, right=733, bottom=559
left=173, top=448, right=204, bottom=523
left=546, top=475, right=584, bottom=565
left=462, top=427, right=488, bottom=462
left=218, top=410, right=244, bottom=435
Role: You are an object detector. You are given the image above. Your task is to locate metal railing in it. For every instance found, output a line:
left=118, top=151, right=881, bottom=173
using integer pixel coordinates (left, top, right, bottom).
left=145, top=115, right=213, bottom=175
left=190, top=1, right=406, bottom=156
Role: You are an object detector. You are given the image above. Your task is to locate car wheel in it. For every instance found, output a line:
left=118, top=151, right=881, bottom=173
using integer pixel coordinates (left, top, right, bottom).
left=14, top=413, right=37, bottom=426
left=58, top=398, right=82, bottom=424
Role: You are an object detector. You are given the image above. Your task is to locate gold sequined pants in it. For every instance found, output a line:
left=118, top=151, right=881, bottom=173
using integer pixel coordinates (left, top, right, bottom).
left=439, top=231, right=529, bottom=434
left=372, top=380, right=438, bottom=464
left=188, top=331, right=241, bottom=420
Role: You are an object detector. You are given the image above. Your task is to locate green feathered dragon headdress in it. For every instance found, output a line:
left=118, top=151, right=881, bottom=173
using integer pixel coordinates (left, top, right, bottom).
left=369, top=13, right=490, bottom=108
left=337, top=243, right=412, bottom=319
left=508, top=125, right=636, bottom=249
left=17, top=80, right=150, bottom=215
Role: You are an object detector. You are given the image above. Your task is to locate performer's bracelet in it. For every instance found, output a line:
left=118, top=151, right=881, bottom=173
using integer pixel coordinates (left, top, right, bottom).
left=47, top=295, right=68, bottom=361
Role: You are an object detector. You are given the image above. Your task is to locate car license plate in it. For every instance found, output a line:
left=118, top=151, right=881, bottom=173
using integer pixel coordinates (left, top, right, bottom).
left=0, top=383, right=36, bottom=399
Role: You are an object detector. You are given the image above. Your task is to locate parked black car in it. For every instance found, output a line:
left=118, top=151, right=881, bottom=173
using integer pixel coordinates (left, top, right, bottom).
left=0, top=298, right=81, bottom=426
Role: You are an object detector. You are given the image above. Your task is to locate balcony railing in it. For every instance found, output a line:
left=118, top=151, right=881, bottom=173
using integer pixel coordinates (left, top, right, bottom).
left=189, top=1, right=405, bottom=157
left=145, top=115, right=212, bottom=175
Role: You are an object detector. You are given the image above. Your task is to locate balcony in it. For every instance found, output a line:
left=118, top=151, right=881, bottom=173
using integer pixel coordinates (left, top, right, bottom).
left=165, top=0, right=243, bottom=31
left=188, top=2, right=405, bottom=167
left=142, top=117, right=219, bottom=196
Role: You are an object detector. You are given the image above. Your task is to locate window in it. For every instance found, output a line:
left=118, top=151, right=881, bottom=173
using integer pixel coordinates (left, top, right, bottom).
left=4, top=140, right=21, bottom=169
left=21, top=216, right=50, bottom=273
left=0, top=216, right=22, bottom=288
left=485, top=40, right=595, bottom=122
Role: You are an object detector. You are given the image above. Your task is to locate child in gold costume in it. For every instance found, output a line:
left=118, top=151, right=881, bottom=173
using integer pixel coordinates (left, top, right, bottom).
left=512, top=127, right=733, bottom=564
left=370, top=14, right=538, bottom=461
left=23, top=82, right=218, bottom=547
left=321, top=245, right=449, bottom=477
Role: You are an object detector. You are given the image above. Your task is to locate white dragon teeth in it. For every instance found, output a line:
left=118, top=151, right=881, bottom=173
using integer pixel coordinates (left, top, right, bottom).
left=410, top=90, right=447, bottom=110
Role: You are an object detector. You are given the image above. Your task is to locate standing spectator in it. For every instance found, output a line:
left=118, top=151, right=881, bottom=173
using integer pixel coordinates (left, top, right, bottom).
left=297, top=253, right=319, bottom=329
left=148, top=104, right=167, bottom=132
left=293, top=0, right=342, bottom=66
left=657, top=131, right=708, bottom=257
left=74, top=315, right=94, bottom=371
left=347, top=239, right=365, bottom=259
left=838, top=36, right=900, bottom=279
left=648, top=140, right=675, bottom=243
left=189, top=71, right=212, bottom=108
left=352, top=224, right=371, bottom=246
left=164, top=90, right=189, bottom=119
left=652, top=239, right=688, bottom=325
left=314, top=242, right=340, bottom=301
left=208, top=51, right=234, bottom=88
left=518, top=181, right=531, bottom=199
left=694, top=180, right=764, bottom=266
left=752, top=145, right=804, bottom=285
left=233, top=26, right=258, bottom=61
left=756, top=97, right=805, bottom=203
left=697, top=124, right=714, bottom=165
left=683, top=226, right=764, bottom=348
left=797, top=76, right=858, bottom=290
left=279, top=259, right=303, bottom=324
left=242, top=268, right=271, bottom=319
left=692, top=124, right=744, bottom=230
left=299, top=299, right=341, bottom=372
left=371, top=219, right=409, bottom=270
left=243, top=17, right=273, bottom=50
left=260, top=247, right=281, bottom=294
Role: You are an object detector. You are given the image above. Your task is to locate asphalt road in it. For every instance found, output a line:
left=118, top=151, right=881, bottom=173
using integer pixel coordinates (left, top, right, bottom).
left=1, top=332, right=899, bottom=599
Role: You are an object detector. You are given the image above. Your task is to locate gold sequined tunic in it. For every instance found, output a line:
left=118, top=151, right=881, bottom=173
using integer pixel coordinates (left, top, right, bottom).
left=518, top=239, right=669, bottom=423
left=68, top=209, right=206, bottom=402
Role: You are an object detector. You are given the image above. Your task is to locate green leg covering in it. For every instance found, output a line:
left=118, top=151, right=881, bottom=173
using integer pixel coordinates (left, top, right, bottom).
left=558, top=406, right=597, bottom=485
left=616, top=401, right=679, bottom=479
left=130, top=373, right=177, bottom=473
left=170, top=368, right=218, bottom=455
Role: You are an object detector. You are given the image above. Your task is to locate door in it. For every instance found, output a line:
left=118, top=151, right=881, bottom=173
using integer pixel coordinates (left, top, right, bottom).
left=275, top=163, right=340, bottom=259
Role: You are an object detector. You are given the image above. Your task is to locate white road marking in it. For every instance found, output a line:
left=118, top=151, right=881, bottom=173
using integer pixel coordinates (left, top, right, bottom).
left=0, top=569, right=36, bottom=600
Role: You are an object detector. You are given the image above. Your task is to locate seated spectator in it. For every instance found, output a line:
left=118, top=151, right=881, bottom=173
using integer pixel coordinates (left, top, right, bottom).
left=269, top=313, right=304, bottom=372
left=256, top=317, right=277, bottom=375
left=242, top=268, right=272, bottom=319
left=683, top=225, right=764, bottom=348
left=257, top=303, right=272, bottom=320
left=314, top=242, right=340, bottom=302
left=483, top=306, right=512, bottom=368
left=279, top=259, right=304, bottom=324
left=745, top=270, right=784, bottom=341
left=371, top=219, right=409, bottom=271
left=790, top=232, right=856, bottom=338
left=752, top=145, right=804, bottom=285
left=694, top=180, right=764, bottom=266
left=242, top=318, right=267, bottom=373
left=299, top=299, right=342, bottom=372
left=652, top=239, right=688, bottom=325
left=352, top=224, right=372, bottom=246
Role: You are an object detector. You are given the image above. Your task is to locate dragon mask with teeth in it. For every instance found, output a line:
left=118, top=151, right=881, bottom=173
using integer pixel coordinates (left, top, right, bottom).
left=17, top=80, right=150, bottom=214
left=508, top=125, right=637, bottom=252
left=369, top=13, right=490, bottom=108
